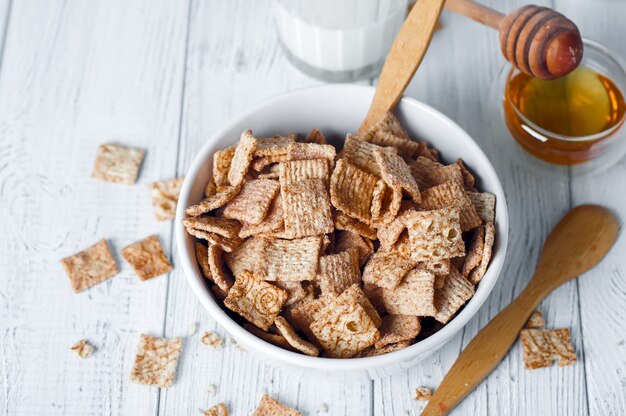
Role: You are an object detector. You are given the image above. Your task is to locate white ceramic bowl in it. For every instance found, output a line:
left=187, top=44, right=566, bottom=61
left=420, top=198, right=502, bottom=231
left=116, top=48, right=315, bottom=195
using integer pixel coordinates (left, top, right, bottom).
left=176, top=84, right=509, bottom=382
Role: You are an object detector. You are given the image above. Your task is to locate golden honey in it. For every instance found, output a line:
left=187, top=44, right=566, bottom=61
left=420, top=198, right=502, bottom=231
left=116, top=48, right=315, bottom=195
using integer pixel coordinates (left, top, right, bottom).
left=504, top=65, right=626, bottom=165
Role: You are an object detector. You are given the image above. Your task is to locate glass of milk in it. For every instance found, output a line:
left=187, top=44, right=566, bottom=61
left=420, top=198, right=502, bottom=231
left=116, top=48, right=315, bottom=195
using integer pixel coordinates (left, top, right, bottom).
left=274, top=0, right=409, bottom=82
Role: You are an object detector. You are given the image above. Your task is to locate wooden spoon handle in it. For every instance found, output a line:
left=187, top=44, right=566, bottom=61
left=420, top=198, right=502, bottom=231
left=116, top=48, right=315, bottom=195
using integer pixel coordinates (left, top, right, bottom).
left=444, top=0, right=504, bottom=30
left=421, top=283, right=542, bottom=415
left=357, top=0, right=445, bottom=135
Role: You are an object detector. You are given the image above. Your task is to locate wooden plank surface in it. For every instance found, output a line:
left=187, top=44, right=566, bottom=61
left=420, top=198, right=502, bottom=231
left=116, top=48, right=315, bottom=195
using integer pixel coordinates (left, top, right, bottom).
left=0, top=0, right=188, bottom=414
left=0, top=0, right=625, bottom=415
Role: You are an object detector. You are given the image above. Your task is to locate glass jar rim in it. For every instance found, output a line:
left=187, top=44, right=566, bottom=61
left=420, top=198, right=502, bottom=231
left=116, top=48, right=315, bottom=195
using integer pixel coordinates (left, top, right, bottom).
left=503, top=38, right=626, bottom=143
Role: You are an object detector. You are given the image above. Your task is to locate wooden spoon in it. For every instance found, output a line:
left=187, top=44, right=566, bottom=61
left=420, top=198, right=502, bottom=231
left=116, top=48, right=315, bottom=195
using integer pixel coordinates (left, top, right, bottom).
left=445, top=0, right=583, bottom=80
left=422, top=205, right=619, bottom=416
left=358, top=0, right=446, bottom=135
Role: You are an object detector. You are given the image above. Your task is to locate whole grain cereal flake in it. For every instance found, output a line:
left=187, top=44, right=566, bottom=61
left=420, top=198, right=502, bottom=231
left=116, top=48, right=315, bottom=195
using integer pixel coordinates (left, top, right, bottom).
left=203, top=402, right=229, bottom=416
left=310, top=296, right=380, bottom=358
left=520, top=328, right=576, bottom=369
left=410, top=156, right=464, bottom=189
left=130, top=334, right=182, bottom=388
left=434, top=266, right=475, bottom=324
left=60, top=239, right=119, bottom=293
left=252, top=394, right=302, bottom=416
left=467, top=191, right=496, bottom=223
left=223, top=179, right=280, bottom=225
left=224, top=270, right=287, bottom=331
left=201, top=331, right=224, bottom=350
left=330, top=159, right=378, bottom=223
left=224, top=237, right=268, bottom=279
left=182, top=216, right=242, bottom=239
left=254, top=236, right=322, bottom=282
left=122, top=235, right=172, bottom=281
left=279, top=159, right=330, bottom=185
left=380, top=268, right=437, bottom=316
left=340, top=134, right=389, bottom=176
left=70, top=339, right=95, bottom=358
left=419, top=181, right=482, bottom=232
left=318, top=248, right=361, bottom=296
left=404, top=207, right=465, bottom=262
left=362, top=251, right=416, bottom=290
left=281, top=178, right=334, bottom=238
left=526, top=309, right=546, bottom=328
left=274, top=316, right=320, bottom=356
left=185, top=185, right=241, bottom=217
left=92, top=143, right=145, bottom=184
left=375, top=315, right=421, bottom=349
left=227, top=130, right=258, bottom=187
left=151, top=177, right=184, bottom=221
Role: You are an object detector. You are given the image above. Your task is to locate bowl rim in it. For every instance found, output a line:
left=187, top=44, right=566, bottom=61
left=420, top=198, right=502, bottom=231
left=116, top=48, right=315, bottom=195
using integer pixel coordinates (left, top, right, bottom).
left=176, top=83, right=509, bottom=371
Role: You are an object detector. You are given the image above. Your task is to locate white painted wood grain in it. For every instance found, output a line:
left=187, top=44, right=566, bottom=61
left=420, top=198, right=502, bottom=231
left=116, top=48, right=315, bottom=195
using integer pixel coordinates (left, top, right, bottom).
left=0, top=0, right=188, bottom=414
left=1, top=0, right=625, bottom=415
left=555, top=1, right=626, bottom=415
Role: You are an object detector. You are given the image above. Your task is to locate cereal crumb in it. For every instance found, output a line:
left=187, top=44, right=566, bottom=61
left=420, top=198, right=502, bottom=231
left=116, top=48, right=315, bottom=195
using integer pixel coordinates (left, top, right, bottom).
left=201, top=332, right=224, bottom=350
left=225, top=335, right=235, bottom=346
left=70, top=339, right=94, bottom=358
left=207, top=384, right=217, bottom=397
left=187, top=322, right=198, bottom=337
left=236, top=344, right=247, bottom=352
left=414, top=387, right=433, bottom=401
left=202, top=402, right=229, bottom=416
left=317, top=403, right=329, bottom=414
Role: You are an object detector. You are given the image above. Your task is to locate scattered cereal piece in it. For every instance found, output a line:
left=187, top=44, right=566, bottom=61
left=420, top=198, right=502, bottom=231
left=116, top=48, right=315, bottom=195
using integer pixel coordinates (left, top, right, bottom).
left=228, top=130, right=258, bottom=187
left=317, top=402, right=329, bottom=415
left=122, top=235, right=172, bottom=281
left=254, top=237, right=322, bottom=282
left=434, top=266, right=475, bottom=324
left=151, top=177, right=184, bottom=221
left=203, top=402, right=229, bottom=416
left=130, top=334, right=182, bottom=388
left=330, top=159, right=378, bottom=223
left=223, top=179, right=281, bottom=225
left=92, top=143, right=145, bottom=184
left=201, top=331, right=224, bottom=350
left=224, top=270, right=287, bottom=331
left=274, top=316, right=320, bottom=356
left=520, top=328, right=576, bottom=369
left=207, top=384, right=217, bottom=397
left=526, top=309, right=546, bottom=328
left=70, top=339, right=94, bottom=358
left=375, top=315, right=421, bottom=349
left=60, top=239, right=119, bottom=293
left=252, top=394, right=302, bottom=416
left=414, top=387, right=433, bottom=401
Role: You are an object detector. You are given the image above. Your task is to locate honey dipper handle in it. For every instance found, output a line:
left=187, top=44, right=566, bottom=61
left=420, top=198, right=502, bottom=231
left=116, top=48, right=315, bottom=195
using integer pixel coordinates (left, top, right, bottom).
left=444, top=0, right=504, bottom=29
left=421, top=283, right=542, bottom=416
left=358, top=0, right=446, bottom=135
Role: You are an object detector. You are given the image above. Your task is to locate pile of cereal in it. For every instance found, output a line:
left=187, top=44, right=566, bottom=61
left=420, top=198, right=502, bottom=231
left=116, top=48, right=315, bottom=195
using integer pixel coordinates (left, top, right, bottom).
left=183, top=112, right=496, bottom=358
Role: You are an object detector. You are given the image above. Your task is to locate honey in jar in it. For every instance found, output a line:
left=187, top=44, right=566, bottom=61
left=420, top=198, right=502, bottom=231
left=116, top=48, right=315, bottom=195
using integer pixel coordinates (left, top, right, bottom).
left=504, top=65, right=626, bottom=165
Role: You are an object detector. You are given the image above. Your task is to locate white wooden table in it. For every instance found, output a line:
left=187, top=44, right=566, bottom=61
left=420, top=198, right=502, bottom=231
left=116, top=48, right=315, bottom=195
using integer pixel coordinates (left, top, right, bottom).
left=1, top=1, right=625, bottom=415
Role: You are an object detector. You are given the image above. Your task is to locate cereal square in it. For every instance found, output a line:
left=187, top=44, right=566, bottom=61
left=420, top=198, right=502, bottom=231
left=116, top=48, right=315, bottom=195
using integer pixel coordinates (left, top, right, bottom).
left=380, top=269, right=437, bottom=316
left=281, top=179, right=334, bottom=238
left=375, top=315, right=421, bottom=349
left=60, top=239, right=119, bottom=293
left=182, top=216, right=241, bottom=239
left=129, top=334, right=182, bottom=388
left=228, top=130, right=257, bottom=187
left=520, top=328, right=576, bottom=369
left=252, top=395, right=302, bottom=416
left=203, top=402, right=229, bottom=416
left=362, top=251, right=416, bottom=290
left=419, top=181, right=482, bottom=231
left=92, top=144, right=145, bottom=184
left=318, top=248, right=361, bottom=296
left=150, top=177, right=184, bottom=221
left=330, top=159, right=378, bottom=223
left=374, top=146, right=421, bottom=202
left=254, top=237, right=322, bottom=282
left=405, top=207, right=465, bottom=262
left=122, top=235, right=172, bottom=281
left=434, top=266, right=475, bottom=324
left=223, top=179, right=280, bottom=225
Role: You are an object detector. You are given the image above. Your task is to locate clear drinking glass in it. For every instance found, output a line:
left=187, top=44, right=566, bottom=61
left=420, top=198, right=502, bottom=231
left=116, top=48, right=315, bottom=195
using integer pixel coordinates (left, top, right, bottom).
left=489, top=39, right=626, bottom=176
left=273, top=0, right=408, bottom=82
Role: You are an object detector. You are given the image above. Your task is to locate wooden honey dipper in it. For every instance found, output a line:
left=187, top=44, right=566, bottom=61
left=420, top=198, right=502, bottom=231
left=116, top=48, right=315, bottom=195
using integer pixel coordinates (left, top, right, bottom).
left=445, top=0, right=583, bottom=80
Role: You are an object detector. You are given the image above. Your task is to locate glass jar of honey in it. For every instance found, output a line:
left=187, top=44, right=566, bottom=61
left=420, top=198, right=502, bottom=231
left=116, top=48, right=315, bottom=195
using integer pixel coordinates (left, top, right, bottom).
left=493, top=39, right=626, bottom=175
